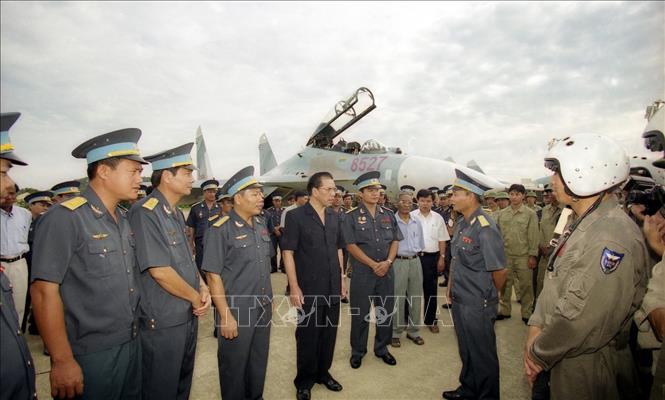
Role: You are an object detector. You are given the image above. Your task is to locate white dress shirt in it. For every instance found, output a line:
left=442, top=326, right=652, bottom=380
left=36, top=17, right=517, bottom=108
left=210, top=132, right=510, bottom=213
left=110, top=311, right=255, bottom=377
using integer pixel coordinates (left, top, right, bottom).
left=410, top=209, right=450, bottom=253
left=0, top=205, right=31, bottom=257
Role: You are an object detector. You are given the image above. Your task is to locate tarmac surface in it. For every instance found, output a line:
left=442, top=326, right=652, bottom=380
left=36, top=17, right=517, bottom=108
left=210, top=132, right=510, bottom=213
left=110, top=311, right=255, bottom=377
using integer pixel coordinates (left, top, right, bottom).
left=28, top=273, right=532, bottom=400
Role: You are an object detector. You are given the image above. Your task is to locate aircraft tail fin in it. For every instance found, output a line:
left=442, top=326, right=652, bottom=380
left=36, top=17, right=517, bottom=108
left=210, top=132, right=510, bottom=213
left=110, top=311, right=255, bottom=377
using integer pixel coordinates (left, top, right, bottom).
left=259, top=133, right=278, bottom=175
left=195, top=126, right=213, bottom=180
left=466, top=160, right=485, bottom=174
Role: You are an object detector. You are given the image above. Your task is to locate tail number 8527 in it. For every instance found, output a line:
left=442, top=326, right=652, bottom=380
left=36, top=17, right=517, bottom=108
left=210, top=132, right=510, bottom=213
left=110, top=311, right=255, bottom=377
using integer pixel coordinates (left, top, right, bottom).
left=349, top=156, right=387, bottom=172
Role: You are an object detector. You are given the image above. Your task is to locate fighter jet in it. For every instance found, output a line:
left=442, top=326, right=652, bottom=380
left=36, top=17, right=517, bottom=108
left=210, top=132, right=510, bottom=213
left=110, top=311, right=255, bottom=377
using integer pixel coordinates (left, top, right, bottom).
left=257, top=87, right=504, bottom=198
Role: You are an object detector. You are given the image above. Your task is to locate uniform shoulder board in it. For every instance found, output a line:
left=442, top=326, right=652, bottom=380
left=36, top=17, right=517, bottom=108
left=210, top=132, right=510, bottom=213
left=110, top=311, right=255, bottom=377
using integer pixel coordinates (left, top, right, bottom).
left=346, top=207, right=358, bottom=214
left=477, top=215, right=490, bottom=227
left=142, top=197, right=159, bottom=211
left=61, top=196, right=87, bottom=211
left=213, top=215, right=229, bottom=228
left=208, top=214, right=220, bottom=222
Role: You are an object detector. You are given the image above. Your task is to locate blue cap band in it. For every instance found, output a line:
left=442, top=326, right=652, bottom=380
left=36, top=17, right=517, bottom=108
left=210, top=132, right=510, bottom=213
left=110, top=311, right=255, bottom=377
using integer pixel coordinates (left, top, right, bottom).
left=0, top=131, right=13, bottom=154
left=453, top=179, right=485, bottom=196
left=53, top=187, right=80, bottom=196
left=151, top=154, right=193, bottom=171
left=86, top=142, right=140, bottom=164
left=28, top=195, right=52, bottom=204
left=228, top=176, right=258, bottom=196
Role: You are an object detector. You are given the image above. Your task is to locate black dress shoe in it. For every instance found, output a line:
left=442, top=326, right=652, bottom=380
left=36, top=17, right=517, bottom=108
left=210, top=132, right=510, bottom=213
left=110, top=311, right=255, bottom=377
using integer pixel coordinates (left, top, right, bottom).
left=296, top=388, right=311, bottom=400
left=341, top=296, right=349, bottom=304
left=522, top=317, right=529, bottom=325
left=442, top=387, right=468, bottom=399
left=375, top=352, right=397, bottom=366
left=496, top=314, right=511, bottom=320
left=441, top=303, right=451, bottom=309
left=350, top=356, right=362, bottom=369
left=317, top=377, right=343, bottom=391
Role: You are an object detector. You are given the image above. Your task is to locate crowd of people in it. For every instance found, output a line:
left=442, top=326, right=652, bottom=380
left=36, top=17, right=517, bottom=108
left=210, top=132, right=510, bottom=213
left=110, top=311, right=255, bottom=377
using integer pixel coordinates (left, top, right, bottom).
left=2, top=105, right=665, bottom=400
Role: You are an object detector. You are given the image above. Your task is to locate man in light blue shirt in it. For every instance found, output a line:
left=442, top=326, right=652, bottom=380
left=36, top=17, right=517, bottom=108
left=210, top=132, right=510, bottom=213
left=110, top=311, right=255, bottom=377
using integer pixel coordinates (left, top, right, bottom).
left=392, top=191, right=426, bottom=347
left=1, top=183, right=31, bottom=323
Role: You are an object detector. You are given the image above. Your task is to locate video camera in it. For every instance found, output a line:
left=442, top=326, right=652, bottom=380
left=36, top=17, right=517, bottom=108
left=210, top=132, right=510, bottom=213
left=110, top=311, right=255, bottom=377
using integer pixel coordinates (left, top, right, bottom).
left=624, top=175, right=665, bottom=216
left=627, top=100, right=665, bottom=216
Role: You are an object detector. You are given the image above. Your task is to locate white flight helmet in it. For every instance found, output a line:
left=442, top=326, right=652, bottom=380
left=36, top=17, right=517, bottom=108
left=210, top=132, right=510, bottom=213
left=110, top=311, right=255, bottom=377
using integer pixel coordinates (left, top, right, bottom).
left=544, top=134, right=630, bottom=197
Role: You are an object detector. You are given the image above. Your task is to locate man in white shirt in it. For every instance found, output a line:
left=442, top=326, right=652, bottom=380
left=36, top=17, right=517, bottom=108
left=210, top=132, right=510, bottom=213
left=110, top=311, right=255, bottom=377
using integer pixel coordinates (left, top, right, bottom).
left=0, top=184, right=32, bottom=322
left=411, top=189, right=450, bottom=333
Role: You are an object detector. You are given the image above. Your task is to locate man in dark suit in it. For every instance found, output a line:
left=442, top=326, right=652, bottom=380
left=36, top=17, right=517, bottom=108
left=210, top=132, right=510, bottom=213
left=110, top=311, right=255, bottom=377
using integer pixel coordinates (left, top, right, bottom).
left=282, top=171, right=346, bottom=400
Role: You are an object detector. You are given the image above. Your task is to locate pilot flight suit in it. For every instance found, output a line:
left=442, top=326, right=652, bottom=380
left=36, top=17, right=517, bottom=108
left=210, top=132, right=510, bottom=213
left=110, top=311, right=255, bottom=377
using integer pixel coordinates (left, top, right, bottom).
left=450, top=207, right=506, bottom=400
left=496, top=204, right=539, bottom=319
left=636, top=252, right=665, bottom=400
left=529, top=197, right=649, bottom=400
left=0, top=272, right=36, bottom=400
left=130, top=189, right=201, bottom=400
left=342, top=203, right=403, bottom=358
left=186, top=200, right=221, bottom=271
left=202, top=209, right=274, bottom=400
left=31, top=188, right=141, bottom=399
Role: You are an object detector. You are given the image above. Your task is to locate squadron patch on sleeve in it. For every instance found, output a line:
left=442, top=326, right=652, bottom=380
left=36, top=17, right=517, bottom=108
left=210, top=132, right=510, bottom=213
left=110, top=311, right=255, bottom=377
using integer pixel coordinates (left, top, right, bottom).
left=600, top=247, right=624, bottom=274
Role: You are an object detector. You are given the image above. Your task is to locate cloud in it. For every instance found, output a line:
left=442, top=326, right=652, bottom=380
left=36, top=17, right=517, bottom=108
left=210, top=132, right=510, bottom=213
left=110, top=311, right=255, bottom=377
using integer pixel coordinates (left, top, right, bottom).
left=1, top=1, right=663, bottom=188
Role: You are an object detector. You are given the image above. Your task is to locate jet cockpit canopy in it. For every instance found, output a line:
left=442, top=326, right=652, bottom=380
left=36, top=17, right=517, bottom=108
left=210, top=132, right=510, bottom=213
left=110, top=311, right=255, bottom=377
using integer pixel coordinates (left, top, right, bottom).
left=306, top=87, right=376, bottom=149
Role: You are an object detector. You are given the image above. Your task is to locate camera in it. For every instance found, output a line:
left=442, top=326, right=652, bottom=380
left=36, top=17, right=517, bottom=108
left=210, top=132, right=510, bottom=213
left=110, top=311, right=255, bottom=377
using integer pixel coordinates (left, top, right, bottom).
left=624, top=175, right=665, bottom=216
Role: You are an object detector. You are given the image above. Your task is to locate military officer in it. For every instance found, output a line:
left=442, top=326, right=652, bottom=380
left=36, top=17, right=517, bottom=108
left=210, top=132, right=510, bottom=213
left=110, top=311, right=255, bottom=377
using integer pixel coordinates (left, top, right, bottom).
left=495, top=184, right=539, bottom=323
left=24, top=191, right=53, bottom=332
left=439, top=185, right=457, bottom=290
left=1, top=271, right=37, bottom=400
left=134, top=184, right=148, bottom=201
left=524, top=134, right=649, bottom=399
left=343, top=171, right=402, bottom=369
left=342, top=192, right=354, bottom=211
left=186, top=178, right=221, bottom=271
left=129, top=143, right=210, bottom=399
left=535, top=185, right=563, bottom=298
left=50, top=180, right=82, bottom=204
left=484, top=190, right=498, bottom=214
left=442, top=169, right=507, bottom=400
left=265, top=195, right=284, bottom=273
left=216, top=192, right=234, bottom=217
left=0, top=111, right=35, bottom=400
left=495, top=191, right=510, bottom=210
left=202, top=166, right=274, bottom=400
left=31, top=128, right=146, bottom=399
left=526, top=191, right=542, bottom=213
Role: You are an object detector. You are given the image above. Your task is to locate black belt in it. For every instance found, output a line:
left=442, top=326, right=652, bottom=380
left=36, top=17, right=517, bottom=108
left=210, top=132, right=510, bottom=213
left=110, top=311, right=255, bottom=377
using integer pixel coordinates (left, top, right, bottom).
left=0, top=254, right=25, bottom=263
left=418, top=251, right=440, bottom=257
left=396, top=255, right=418, bottom=260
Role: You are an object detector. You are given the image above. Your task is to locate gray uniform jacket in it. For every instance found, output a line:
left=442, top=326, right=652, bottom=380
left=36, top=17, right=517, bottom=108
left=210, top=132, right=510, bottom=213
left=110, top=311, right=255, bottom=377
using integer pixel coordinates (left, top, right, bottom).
left=342, top=204, right=403, bottom=268
left=450, top=208, right=506, bottom=306
left=31, top=188, right=140, bottom=355
left=201, top=209, right=274, bottom=308
left=129, top=189, right=200, bottom=329
left=1, top=273, right=36, bottom=399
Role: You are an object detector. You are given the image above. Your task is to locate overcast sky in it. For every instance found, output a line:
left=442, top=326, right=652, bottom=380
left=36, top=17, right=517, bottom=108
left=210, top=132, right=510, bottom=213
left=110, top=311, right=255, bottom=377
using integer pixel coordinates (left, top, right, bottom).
left=1, top=1, right=663, bottom=189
